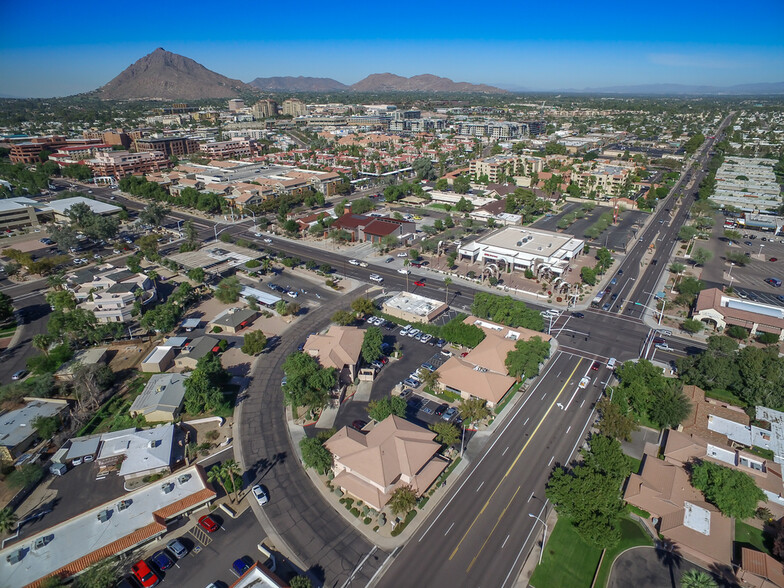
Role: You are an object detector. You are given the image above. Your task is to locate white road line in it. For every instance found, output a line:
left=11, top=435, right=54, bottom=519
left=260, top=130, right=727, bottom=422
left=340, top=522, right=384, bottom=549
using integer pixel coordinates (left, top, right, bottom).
left=501, top=503, right=548, bottom=588
left=477, top=481, right=485, bottom=492
left=580, top=399, right=585, bottom=408
left=416, top=352, right=566, bottom=542
left=523, top=418, right=529, bottom=426
left=566, top=426, right=571, bottom=434
left=502, top=446, right=509, bottom=456
left=528, top=491, right=534, bottom=503
left=548, top=455, right=554, bottom=466
left=502, top=534, right=510, bottom=549
left=445, top=522, right=455, bottom=535
left=541, top=393, right=547, bottom=400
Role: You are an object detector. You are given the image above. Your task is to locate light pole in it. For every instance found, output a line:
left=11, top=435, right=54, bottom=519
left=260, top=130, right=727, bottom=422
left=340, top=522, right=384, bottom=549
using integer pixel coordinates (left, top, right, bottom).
left=634, top=299, right=665, bottom=326
left=176, top=220, right=183, bottom=238
left=528, top=512, right=548, bottom=565
left=759, top=243, right=765, bottom=257
left=727, top=262, right=734, bottom=289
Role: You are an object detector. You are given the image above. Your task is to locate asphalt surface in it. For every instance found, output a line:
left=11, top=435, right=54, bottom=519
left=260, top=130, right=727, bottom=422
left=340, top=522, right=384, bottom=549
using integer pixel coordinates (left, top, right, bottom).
left=0, top=279, right=50, bottom=383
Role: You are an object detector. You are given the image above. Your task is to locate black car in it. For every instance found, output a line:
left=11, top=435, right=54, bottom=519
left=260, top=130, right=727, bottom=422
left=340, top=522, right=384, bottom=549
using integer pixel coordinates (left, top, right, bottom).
left=618, top=269, right=623, bottom=275
left=571, top=312, right=585, bottom=318
left=434, top=403, right=448, bottom=417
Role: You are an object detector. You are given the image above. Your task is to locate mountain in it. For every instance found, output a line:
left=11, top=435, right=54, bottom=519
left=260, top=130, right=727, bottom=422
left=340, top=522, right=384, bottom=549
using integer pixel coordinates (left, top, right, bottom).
left=576, top=81, right=784, bottom=95
left=248, top=76, right=349, bottom=92
left=350, top=73, right=508, bottom=94
left=96, top=48, right=254, bottom=100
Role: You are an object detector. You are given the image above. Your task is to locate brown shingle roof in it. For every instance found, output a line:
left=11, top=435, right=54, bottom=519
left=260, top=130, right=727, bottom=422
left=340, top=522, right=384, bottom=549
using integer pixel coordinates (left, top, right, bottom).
left=740, top=547, right=784, bottom=587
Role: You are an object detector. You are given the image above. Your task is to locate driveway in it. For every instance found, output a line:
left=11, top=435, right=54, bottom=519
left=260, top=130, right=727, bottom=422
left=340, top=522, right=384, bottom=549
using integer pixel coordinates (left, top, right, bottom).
left=609, top=545, right=733, bottom=588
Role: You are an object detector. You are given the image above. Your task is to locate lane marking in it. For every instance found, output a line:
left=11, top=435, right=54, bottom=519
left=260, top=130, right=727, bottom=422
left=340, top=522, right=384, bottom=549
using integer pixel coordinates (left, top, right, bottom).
left=580, top=399, right=585, bottom=408
left=466, top=486, right=521, bottom=573
left=523, top=418, right=529, bottom=426
left=448, top=358, right=583, bottom=560
left=477, top=481, right=485, bottom=492
left=445, top=522, right=454, bottom=536
left=541, top=393, right=547, bottom=400
left=528, top=491, right=534, bottom=503
left=502, top=535, right=510, bottom=549
left=502, top=446, right=509, bottom=456
left=566, top=426, right=571, bottom=434
left=548, top=455, right=554, bottom=466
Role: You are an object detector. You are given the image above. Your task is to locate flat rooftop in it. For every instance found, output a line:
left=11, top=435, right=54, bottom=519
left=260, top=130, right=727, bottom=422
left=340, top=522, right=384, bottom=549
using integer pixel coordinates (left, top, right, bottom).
left=0, top=465, right=214, bottom=587
left=44, top=196, right=122, bottom=216
left=469, top=226, right=581, bottom=256
left=383, top=291, right=447, bottom=318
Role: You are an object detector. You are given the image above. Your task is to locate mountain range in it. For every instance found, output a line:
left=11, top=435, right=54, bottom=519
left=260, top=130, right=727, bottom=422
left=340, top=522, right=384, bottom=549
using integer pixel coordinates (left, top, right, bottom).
left=91, top=48, right=784, bottom=100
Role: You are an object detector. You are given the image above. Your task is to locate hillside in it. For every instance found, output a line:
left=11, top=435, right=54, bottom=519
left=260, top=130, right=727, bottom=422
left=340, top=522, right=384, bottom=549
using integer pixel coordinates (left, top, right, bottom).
left=350, top=73, right=508, bottom=94
left=248, top=76, right=349, bottom=92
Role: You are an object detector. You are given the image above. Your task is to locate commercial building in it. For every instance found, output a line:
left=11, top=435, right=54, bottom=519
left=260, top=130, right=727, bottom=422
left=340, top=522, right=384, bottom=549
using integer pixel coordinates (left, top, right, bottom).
left=130, top=373, right=190, bottom=422
left=9, top=135, right=68, bottom=163
left=201, top=139, right=254, bottom=160
left=331, top=213, right=416, bottom=244
left=324, top=415, right=449, bottom=511
left=458, top=122, right=526, bottom=139
left=96, top=424, right=176, bottom=480
left=0, top=197, right=47, bottom=232
left=282, top=98, right=307, bottom=117
left=167, top=243, right=265, bottom=276
left=692, top=288, right=784, bottom=341
left=382, top=292, right=448, bottom=324
left=458, top=226, right=584, bottom=277
left=303, top=326, right=364, bottom=383
left=0, top=399, right=69, bottom=463
left=228, top=99, right=245, bottom=112
left=437, top=317, right=550, bottom=407
left=47, top=196, right=122, bottom=222
left=87, top=150, right=168, bottom=178
left=0, top=464, right=215, bottom=587
left=710, top=157, right=781, bottom=212
left=135, top=135, right=200, bottom=157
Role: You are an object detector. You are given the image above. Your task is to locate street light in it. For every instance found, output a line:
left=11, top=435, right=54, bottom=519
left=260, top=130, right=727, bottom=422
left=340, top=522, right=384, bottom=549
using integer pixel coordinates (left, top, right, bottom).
left=528, top=512, right=548, bottom=565
left=759, top=243, right=765, bottom=257
left=727, top=262, right=734, bottom=289
left=634, top=299, right=665, bottom=326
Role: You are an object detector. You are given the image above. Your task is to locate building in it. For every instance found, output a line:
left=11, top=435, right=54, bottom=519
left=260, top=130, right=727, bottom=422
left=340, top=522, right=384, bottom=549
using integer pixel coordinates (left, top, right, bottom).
left=96, top=424, right=176, bottom=480
left=303, top=326, right=364, bottom=383
left=470, top=154, right=543, bottom=183
left=692, top=288, right=784, bottom=341
left=53, top=347, right=108, bottom=381
left=458, top=122, right=526, bottom=139
left=228, top=99, right=245, bottom=112
left=82, top=129, right=131, bottom=148
left=282, top=99, right=307, bottom=117
left=0, top=464, right=215, bottom=587
left=738, top=548, right=784, bottom=588
left=571, top=164, right=633, bottom=198
left=0, top=197, right=47, bottom=232
left=201, top=139, right=254, bottom=160
left=167, top=242, right=265, bottom=277
left=437, top=317, right=550, bottom=407
left=9, top=135, right=68, bottom=163
left=80, top=282, right=151, bottom=323
left=458, top=226, right=584, bottom=278
left=175, top=336, right=220, bottom=370
left=135, top=136, right=200, bottom=157
left=252, top=99, right=279, bottom=119
left=711, top=157, right=781, bottom=213
left=88, top=150, right=168, bottom=178
left=324, top=415, right=449, bottom=512
left=382, top=292, right=448, bottom=324
left=230, top=561, right=288, bottom=588
left=209, top=308, right=258, bottom=334
left=130, top=374, right=190, bottom=422
left=140, top=345, right=176, bottom=373
left=0, top=399, right=69, bottom=463
left=330, top=213, right=416, bottom=244
left=47, top=196, right=122, bottom=222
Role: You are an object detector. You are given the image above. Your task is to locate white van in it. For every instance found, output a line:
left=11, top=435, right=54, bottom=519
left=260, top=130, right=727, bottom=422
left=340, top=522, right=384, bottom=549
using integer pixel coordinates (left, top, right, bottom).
left=607, top=357, right=617, bottom=370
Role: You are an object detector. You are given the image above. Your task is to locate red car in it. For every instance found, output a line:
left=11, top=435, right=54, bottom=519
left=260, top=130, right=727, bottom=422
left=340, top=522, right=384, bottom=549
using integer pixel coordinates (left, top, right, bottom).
left=770, top=257, right=778, bottom=262
left=591, top=361, right=600, bottom=371
left=131, top=560, right=160, bottom=587
left=413, top=281, right=425, bottom=287
left=198, top=514, right=219, bottom=533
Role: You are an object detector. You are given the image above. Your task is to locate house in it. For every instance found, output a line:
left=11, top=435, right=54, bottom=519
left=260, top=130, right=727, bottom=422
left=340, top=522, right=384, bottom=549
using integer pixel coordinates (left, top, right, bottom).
left=53, top=347, right=109, bottom=381
left=209, top=308, right=258, bottom=334
left=738, top=547, right=784, bottom=588
left=303, top=326, right=364, bottom=383
left=140, top=346, right=176, bottom=373
left=0, top=464, right=215, bottom=588
left=96, top=424, right=176, bottom=481
left=436, top=317, right=551, bottom=408
left=0, top=399, right=69, bottom=463
left=692, top=288, right=784, bottom=341
left=175, top=336, right=220, bottom=370
left=129, top=374, right=190, bottom=422
left=679, top=385, right=751, bottom=447
left=331, top=213, right=416, bottom=244
left=324, top=415, right=449, bottom=511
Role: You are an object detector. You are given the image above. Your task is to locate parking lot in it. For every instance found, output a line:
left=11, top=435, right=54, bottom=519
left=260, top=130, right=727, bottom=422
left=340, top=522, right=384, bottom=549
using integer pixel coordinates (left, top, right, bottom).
left=532, top=203, right=648, bottom=251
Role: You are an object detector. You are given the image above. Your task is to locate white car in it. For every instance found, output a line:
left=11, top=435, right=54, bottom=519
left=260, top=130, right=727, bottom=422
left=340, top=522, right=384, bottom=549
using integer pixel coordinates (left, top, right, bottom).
left=397, top=268, right=410, bottom=275
left=348, top=259, right=360, bottom=266
left=369, top=274, right=384, bottom=283
left=397, top=252, right=409, bottom=257
left=286, top=291, right=299, bottom=298
left=578, top=376, right=590, bottom=389
left=359, top=261, right=369, bottom=268
left=263, top=238, right=272, bottom=244
left=252, top=484, right=269, bottom=506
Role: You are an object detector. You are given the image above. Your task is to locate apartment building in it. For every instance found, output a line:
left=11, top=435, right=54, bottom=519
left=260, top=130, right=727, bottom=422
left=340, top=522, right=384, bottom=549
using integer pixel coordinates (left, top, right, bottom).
left=135, top=136, right=200, bottom=157
left=711, top=156, right=781, bottom=212
left=82, top=129, right=131, bottom=148
left=201, top=139, right=254, bottom=160
left=228, top=99, right=245, bottom=112
left=252, top=99, right=278, bottom=119
left=457, top=122, right=526, bottom=139
left=282, top=98, right=307, bottom=117
left=571, top=164, right=631, bottom=197
left=469, top=154, right=544, bottom=183
left=88, top=150, right=169, bottom=178
left=9, top=135, right=69, bottom=163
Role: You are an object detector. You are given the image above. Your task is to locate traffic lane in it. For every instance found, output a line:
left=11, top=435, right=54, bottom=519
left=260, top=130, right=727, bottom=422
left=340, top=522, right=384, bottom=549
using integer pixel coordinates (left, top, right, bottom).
left=0, top=294, right=50, bottom=382
left=378, top=353, right=584, bottom=587
left=558, top=312, right=647, bottom=363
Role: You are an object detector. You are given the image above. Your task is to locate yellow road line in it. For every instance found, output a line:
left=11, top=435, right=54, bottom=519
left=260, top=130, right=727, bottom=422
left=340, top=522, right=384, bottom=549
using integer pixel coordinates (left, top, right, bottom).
left=449, top=358, right=583, bottom=560
left=466, top=486, right=521, bottom=573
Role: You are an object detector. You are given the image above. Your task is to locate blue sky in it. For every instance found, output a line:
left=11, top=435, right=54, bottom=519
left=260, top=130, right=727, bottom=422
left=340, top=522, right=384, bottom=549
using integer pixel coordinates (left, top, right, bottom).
left=1, top=0, right=783, bottom=97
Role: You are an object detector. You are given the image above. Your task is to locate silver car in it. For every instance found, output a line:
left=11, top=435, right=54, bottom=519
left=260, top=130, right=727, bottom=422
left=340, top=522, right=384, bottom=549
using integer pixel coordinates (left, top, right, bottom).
left=252, top=484, right=270, bottom=506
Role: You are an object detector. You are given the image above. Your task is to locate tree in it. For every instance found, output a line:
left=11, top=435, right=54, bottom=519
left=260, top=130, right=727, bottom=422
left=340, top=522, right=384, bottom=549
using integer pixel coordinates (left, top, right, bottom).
left=187, top=267, right=205, bottom=282
left=351, top=297, right=376, bottom=317
left=429, top=421, right=459, bottom=446
left=215, top=276, right=242, bottom=303
left=331, top=310, right=356, bottom=326
left=0, top=292, right=14, bottom=321
left=33, top=415, right=60, bottom=439
left=690, top=460, right=765, bottom=519
left=0, top=507, right=18, bottom=533
left=282, top=352, right=336, bottom=410
left=595, top=398, right=637, bottom=441
left=361, top=326, right=383, bottom=363
left=223, top=459, right=243, bottom=502
left=6, top=463, right=45, bottom=489
left=408, top=248, right=420, bottom=261
left=367, top=396, right=406, bottom=421
left=300, top=437, right=333, bottom=474
left=681, top=570, right=717, bottom=588
left=289, top=577, right=313, bottom=588
left=418, top=368, right=441, bottom=390
left=581, top=266, right=597, bottom=286
left=139, top=202, right=170, bottom=227
left=505, top=336, right=550, bottom=381
left=32, top=333, right=52, bottom=357
left=453, top=175, right=470, bottom=194
left=458, top=397, right=490, bottom=425
left=207, top=465, right=233, bottom=503
left=725, top=325, right=748, bottom=339
left=691, top=248, right=712, bottom=266
left=681, top=319, right=704, bottom=334
left=241, top=330, right=267, bottom=355
left=678, top=226, right=697, bottom=242
left=435, top=178, right=449, bottom=191
left=388, top=485, right=417, bottom=516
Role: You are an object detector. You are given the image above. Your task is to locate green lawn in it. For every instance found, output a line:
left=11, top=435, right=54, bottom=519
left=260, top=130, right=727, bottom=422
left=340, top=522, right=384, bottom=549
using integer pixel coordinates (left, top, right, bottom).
left=529, top=518, right=602, bottom=588
left=705, top=387, right=745, bottom=407
left=735, top=520, right=772, bottom=557
left=593, top=518, right=653, bottom=588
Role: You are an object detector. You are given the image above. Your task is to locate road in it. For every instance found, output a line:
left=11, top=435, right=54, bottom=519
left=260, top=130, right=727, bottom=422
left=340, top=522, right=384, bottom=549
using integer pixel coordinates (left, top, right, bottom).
left=0, top=277, right=51, bottom=382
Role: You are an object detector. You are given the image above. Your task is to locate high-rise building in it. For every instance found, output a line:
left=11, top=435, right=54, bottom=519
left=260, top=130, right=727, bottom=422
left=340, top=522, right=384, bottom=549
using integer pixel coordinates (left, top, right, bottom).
left=252, top=99, right=278, bottom=120
left=228, top=99, right=245, bottom=112
left=282, top=98, right=307, bottom=117
left=134, top=136, right=200, bottom=157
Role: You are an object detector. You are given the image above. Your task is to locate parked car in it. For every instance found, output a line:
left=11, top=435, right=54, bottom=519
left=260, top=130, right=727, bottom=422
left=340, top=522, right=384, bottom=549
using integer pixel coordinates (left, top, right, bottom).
left=167, top=538, right=188, bottom=559
left=371, top=360, right=384, bottom=369
left=397, top=252, right=408, bottom=257
left=233, top=556, right=253, bottom=576
left=407, top=329, right=421, bottom=338
left=11, top=370, right=28, bottom=381
left=385, top=257, right=394, bottom=263
left=434, top=403, right=448, bottom=417
left=403, top=378, right=420, bottom=388
left=420, top=333, right=433, bottom=343
left=351, top=420, right=367, bottom=431
left=198, top=515, right=219, bottom=533
left=442, top=407, right=458, bottom=421
left=150, top=550, right=174, bottom=572
left=131, top=560, right=160, bottom=588
left=251, top=484, right=269, bottom=506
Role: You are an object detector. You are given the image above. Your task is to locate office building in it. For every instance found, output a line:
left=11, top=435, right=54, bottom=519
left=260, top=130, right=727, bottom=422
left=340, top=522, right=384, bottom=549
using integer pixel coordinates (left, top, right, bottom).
left=88, top=150, right=168, bottom=178
left=282, top=98, right=307, bottom=117
left=135, top=136, right=200, bottom=157
left=9, top=135, right=68, bottom=163
left=252, top=99, right=278, bottom=119
left=228, top=99, right=245, bottom=112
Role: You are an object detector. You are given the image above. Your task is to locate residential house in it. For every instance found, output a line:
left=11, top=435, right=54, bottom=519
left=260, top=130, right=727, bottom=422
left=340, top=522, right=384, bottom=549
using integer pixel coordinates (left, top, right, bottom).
left=54, top=347, right=109, bottom=381
left=303, top=326, right=364, bottom=383
left=0, top=399, right=69, bottom=463
left=175, top=336, right=220, bottom=370
left=96, top=424, right=177, bottom=481
left=209, top=308, right=258, bottom=334
left=324, top=415, right=449, bottom=511
left=129, top=374, right=190, bottom=422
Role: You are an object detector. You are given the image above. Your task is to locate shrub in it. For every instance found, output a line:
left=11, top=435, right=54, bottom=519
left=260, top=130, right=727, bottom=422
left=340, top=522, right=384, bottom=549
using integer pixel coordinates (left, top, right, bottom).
left=350, top=507, right=360, bottom=517
left=212, top=326, right=223, bottom=333
left=363, top=517, right=372, bottom=525
left=245, top=259, right=260, bottom=269
left=726, top=325, right=748, bottom=339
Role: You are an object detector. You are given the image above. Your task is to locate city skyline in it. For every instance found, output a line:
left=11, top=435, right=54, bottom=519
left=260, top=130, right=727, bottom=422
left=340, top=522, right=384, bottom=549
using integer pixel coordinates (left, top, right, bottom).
left=1, top=0, right=783, bottom=98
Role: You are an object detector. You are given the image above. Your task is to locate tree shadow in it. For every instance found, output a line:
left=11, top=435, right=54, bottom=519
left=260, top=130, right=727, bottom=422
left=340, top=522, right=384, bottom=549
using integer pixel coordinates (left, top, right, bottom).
left=707, top=562, right=740, bottom=588
left=655, top=538, right=683, bottom=588
left=306, top=563, right=325, bottom=588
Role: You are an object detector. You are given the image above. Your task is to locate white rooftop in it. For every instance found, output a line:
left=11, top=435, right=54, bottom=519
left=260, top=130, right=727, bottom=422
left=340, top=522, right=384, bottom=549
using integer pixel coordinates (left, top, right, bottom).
left=0, top=465, right=212, bottom=588
left=240, top=285, right=281, bottom=306
left=98, top=424, right=175, bottom=477
left=0, top=400, right=67, bottom=450
left=683, top=501, right=711, bottom=536
left=45, top=196, right=122, bottom=216
left=383, top=291, right=446, bottom=318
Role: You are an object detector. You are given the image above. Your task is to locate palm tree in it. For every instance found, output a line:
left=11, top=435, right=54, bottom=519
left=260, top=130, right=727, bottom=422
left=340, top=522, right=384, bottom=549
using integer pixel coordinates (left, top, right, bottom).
left=418, top=369, right=441, bottom=391
left=0, top=507, right=18, bottom=534
left=32, top=334, right=52, bottom=357
left=656, top=539, right=683, bottom=588
left=458, top=397, right=490, bottom=426
left=444, top=277, right=452, bottom=303
left=46, top=272, right=65, bottom=291
left=223, top=459, right=243, bottom=502
left=206, top=465, right=233, bottom=503
left=681, top=569, right=717, bottom=588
